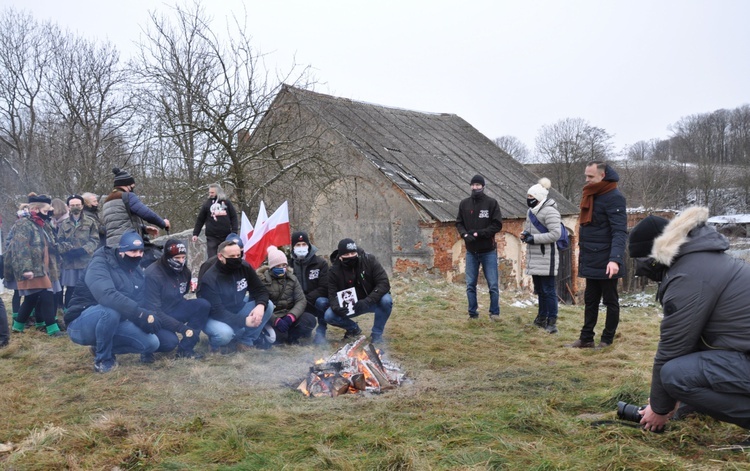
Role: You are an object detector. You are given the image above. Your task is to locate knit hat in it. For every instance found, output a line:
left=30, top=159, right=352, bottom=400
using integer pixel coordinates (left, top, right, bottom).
left=291, top=231, right=310, bottom=246
left=225, top=232, right=243, bottom=249
left=266, top=245, right=287, bottom=268
left=527, top=178, right=551, bottom=202
left=628, top=215, right=669, bottom=258
left=470, top=174, right=485, bottom=186
left=112, top=167, right=135, bottom=187
left=118, top=231, right=144, bottom=251
left=163, top=239, right=187, bottom=259
left=337, top=238, right=358, bottom=256
left=28, top=194, right=52, bottom=204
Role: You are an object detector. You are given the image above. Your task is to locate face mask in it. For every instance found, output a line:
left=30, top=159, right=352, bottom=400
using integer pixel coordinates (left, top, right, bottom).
left=70, top=208, right=83, bottom=216
left=471, top=188, right=483, bottom=197
left=120, top=254, right=143, bottom=270
left=166, top=258, right=185, bottom=273
left=222, top=257, right=243, bottom=271
left=293, top=246, right=309, bottom=258
left=271, top=267, right=286, bottom=277
left=341, top=256, right=358, bottom=268
left=39, top=211, right=51, bottom=221
left=527, top=198, right=538, bottom=208
left=634, top=257, right=667, bottom=282
left=86, top=205, right=98, bottom=214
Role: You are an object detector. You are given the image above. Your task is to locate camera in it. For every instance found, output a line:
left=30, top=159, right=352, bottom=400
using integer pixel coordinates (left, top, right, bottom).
left=616, top=401, right=645, bottom=423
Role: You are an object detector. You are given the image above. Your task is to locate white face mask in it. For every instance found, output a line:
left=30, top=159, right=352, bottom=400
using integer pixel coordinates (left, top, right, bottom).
left=293, top=246, right=309, bottom=258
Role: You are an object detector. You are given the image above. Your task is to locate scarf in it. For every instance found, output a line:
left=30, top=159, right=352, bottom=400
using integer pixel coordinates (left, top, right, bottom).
left=579, top=181, right=617, bottom=225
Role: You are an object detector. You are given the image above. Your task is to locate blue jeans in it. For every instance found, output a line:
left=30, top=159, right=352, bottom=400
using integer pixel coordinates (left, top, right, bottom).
left=312, top=296, right=330, bottom=333
left=153, top=298, right=211, bottom=353
left=324, top=293, right=393, bottom=336
left=203, top=300, right=274, bottom=348
left=465, top=249, right=499, bottom=316
left=532, top=275, right=558, bottom=321
left=67, top=305, right=159, bottom=364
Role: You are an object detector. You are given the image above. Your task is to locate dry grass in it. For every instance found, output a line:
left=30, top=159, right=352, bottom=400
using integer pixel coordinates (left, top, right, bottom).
left=1, top=277, right=749, bottom=470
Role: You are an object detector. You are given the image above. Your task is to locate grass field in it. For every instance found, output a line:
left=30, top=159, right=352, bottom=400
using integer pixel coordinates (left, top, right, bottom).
left=1, top=276, right=749, bottom=470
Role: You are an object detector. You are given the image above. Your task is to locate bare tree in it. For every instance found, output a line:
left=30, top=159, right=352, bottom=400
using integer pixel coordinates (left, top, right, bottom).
left=493, top=135, right=530, bottom=163
left=534, top=117, right=614, bottom=202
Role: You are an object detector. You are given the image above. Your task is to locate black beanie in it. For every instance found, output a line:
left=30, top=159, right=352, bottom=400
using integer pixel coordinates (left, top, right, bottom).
left=337, top=238, right=358, bottom=255
left=291, top=231, right=310, bottom=246
left=470, top=174, right=485, bottom=186
left=113, top=167, right=135, bottom=187
left=628, top=215, right=669, bottom=258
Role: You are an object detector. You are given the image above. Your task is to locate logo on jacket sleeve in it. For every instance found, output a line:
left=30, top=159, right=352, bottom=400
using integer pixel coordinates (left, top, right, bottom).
left=308, top=269, right=320, bottom=280
left=479, top=210, right=489, bottom=218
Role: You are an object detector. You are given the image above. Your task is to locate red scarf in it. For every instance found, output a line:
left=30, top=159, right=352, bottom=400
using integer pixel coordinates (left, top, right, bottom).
left=579, top=181, right=617, bottom=225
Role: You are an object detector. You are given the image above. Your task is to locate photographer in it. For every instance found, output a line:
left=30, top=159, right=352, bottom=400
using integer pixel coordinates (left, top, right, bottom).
left=628, top=207, right=750, bottom=432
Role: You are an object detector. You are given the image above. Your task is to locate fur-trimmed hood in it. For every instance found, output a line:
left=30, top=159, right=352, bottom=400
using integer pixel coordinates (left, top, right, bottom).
left=651, top=206, right=729, bottom=266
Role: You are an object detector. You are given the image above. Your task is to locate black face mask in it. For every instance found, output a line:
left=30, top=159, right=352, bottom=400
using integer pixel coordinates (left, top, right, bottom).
left=471, top=188, right=483, bottom=198
left=166, top=258, right=185, bottom=273
left=119, top=254, right=143, bottom=270
left=219, top=257, right=243, bottom=273
left=39, top=211, right=52, bottom=221
left=634, top=257, right=667, bottom=282
left=341, top=256, right=358, bottom=269
left=527, top=198, right=538, bottom=208
left=86, top=205, right=98, bottom=214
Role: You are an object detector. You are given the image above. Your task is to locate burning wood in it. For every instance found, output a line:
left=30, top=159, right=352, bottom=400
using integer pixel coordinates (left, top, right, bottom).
left=297, top=336, right=404, bottom=397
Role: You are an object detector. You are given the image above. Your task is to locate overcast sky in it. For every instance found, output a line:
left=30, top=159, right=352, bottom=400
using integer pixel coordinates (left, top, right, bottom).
left=3, top=0, right=749, bottom=154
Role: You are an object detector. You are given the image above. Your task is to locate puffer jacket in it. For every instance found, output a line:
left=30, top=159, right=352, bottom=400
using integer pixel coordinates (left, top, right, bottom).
left=523, top=198, right=561, bottom=277
left=102, top=190, right=167, bottom=247
left=648, top=207, right=750, bottom=414
left=257, top=265, right=307, bottom=322
left=577, top=165, right=627, bottom=279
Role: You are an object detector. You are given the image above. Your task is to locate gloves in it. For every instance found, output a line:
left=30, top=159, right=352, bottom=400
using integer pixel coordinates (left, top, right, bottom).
left=274, top=314, right=296, bottom=333
left=354, top=299, right=371, bottom=313
left=525, top=234, right=535, bottom=244
left=463, top=233, right=476, bottom=243
left=520, top=231, right=531, bottom=243
left=332, top=306, right=349, bottom=318
left=135, top=310, right=162, bottom=334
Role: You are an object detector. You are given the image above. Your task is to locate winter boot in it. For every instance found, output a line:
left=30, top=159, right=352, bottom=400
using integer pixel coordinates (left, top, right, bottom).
left=532, top=315, right=547, bottom=329
left=545, top=318, right=558, bottom=334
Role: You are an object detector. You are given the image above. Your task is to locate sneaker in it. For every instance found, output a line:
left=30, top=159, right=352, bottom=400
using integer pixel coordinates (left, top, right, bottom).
left=343, top=326, right=363, bottom=340
left=564, top=339, right=595, bottom=348
left=313, top=330, right=328, bottom=345
left=94, top=360, right=118, bottom=373
left=596, top=341, right=612, bottom=349
left=140, top=352, right=156, bottom=364
left=489, top=315, right=500, bottom=322
left=467, top=314, right=479, bottom=320
left=175, top=349, right=205, bottom=360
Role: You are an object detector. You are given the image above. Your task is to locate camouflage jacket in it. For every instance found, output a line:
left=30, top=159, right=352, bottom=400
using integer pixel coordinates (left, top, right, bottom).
left=57, top=213, right=99, bottom=270
left=8, top=217, right=60, bottom=283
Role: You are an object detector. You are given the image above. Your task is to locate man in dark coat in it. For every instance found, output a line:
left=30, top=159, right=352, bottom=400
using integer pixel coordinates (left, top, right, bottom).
left=289, top=231, right=329, bottom=344
left=192, top=184, right=239, bottom=258
left=197, top=240, right=274, bottom=352
left=456, top=174, right=503, bottom=320
left=567, top=161, right=627, bottom=349
left=323, top=238, right=392, bottom=343
left=629, top=207, right=750, bottom=432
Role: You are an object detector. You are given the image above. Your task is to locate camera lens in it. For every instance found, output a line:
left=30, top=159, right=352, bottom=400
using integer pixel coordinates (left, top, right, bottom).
left=616, top=401, right=644, bottom=423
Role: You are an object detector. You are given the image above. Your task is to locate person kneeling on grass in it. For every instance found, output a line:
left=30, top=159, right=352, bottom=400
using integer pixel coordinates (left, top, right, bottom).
left=64, top=231, right=160, bottom=373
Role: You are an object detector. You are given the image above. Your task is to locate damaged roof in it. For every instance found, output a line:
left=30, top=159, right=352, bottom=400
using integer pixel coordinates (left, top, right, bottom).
left=280, top=85, right=579, bottom=222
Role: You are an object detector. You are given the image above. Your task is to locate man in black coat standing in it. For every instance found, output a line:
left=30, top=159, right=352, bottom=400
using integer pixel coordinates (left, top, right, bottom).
left=192, top=184, right=239, bottom=258
left=566, top=161, right=627, bottom=349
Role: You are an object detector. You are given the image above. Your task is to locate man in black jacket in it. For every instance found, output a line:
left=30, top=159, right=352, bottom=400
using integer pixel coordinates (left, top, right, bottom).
left=144, top=239, right=210, bottom=359
left=566, top=161, right=627, bottom=349
left=289, top=231, right=330, bottom=344
left=197, top=240, right=274, bottom=352
left=192, top=184, right=239, bottom=258
left=323, top=238, right=392, bottom=343
left=65, top=231, right=160, bottom=373
left=456, top=174, right=503, bottom=320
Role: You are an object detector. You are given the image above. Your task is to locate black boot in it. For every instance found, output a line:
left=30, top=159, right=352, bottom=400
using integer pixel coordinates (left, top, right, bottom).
left=532, top=315, right=547, bottom=329
left=545, top=317, right=558, bottom=334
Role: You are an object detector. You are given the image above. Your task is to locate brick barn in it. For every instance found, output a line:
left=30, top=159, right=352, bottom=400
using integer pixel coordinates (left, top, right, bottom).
left=249, top=85, right=580, bottom=296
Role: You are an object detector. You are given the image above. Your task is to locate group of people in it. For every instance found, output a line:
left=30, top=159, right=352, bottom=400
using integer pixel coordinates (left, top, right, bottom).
left=1, top=168, right=393, bottom=374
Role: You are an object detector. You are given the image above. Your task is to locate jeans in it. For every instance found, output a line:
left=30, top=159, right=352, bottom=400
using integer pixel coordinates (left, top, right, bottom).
left=465, top=249, right=499, bottom=316
left=311, top=296, right=330, bottom=333
left=532, top=275, right=558, bottom=321
left=67, top=305, right=159, bottom=364
left=581, top=278, right=619, bottom=344
left=273, top=311, right=317, bottom=344
left=324, top=293, right=393, bottom=336
left=661, top=350, right=750, bottom=429
left=153, top=298, right=211, bottom=353
left=203, top=300, right=274, bottom=348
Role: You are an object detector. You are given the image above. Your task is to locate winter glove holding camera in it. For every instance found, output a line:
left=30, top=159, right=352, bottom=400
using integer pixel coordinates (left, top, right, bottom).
left=135, top=310, right=161, bottom=334
left=354, top=299, right=371, bottom=313
left=274, top=314, right=296, bottom=333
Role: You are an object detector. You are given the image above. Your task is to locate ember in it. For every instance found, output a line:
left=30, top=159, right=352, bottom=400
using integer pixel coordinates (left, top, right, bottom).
left=297, top=336, right=404, bottom=397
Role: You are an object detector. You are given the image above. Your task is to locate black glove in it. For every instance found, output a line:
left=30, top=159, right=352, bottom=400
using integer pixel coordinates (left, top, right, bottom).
left=274, top=314, right=295, bottom=333
left=525, top=234, right=535, bottom=244
left=332, top=306, right=349, bottom=318
left=135, top=310, right=161, bottom=334
left=463, top=233, right=476, bottom=243
left=520, top=231, right=531, bottom=243
left=354, top=299, right=371, bottom=313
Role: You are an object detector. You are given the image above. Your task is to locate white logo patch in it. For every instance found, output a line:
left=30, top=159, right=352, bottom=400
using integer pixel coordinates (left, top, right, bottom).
left=236, top=277, right=248, bottom=292
left=179, top=281, right=188, bottom=295
left=308, top=269, right=320, bottom=280
left=479, top=210, right=490, bottom=218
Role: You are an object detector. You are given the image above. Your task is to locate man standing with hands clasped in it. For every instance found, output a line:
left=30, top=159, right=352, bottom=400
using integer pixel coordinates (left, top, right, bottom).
left=456, top=174, right=503, bottom=321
